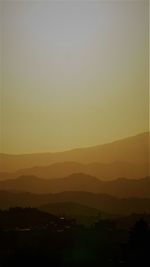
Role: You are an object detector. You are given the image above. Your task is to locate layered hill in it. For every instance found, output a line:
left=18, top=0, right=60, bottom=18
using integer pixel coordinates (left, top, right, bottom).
left=0, top=173, right=149, bottom=198
left=0, top=160, right=148, bottom=180
left=0, top=190, right=150, bottom=215
left=0, top=132, right=149, bottom=173
left=40, top=202, right=100, bottom=218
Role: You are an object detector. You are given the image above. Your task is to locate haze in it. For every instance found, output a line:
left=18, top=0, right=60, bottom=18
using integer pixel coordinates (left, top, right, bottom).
left=0, top=0, right=148, bottom=154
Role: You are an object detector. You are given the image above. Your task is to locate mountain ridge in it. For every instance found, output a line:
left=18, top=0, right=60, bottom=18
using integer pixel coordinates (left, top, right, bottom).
left=0, top=160, right=148, bottom=180
left=0, top=190, right=150, bottom=215
left=0, top=132, right=149, bottom=172
left=0, top=173, right=149, bottom=198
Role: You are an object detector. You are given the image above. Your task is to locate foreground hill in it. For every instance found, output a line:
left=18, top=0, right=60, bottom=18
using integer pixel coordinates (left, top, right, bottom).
left=40, top=202, right=100, bottom=217
left=0, top=173, right=149, bottom=198
left=0, top=160, right=148, bottom=180
left=0, top=190, right=150, bottom=215
left=0, top=207, right=58, bottom=229
left=0, top=132, right=149, bottom=172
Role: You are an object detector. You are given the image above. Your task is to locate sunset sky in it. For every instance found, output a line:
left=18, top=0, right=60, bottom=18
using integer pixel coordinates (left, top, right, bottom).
left=0, top=0, right=149, bottom=154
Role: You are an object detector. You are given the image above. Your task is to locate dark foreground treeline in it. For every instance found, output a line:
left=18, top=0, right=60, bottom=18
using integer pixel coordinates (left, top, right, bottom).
left=0, top=208, right=150, bottom=267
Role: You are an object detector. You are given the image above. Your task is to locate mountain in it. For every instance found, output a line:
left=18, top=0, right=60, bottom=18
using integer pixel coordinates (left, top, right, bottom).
left=0, top=132, right=149, bottom=172
left=0, top=174, right=101, bottom=194
left=0, top=190, right=150, bottom=215
left=0, top=207, right=59, bottom=230
left=40, top=202, right=100, bottom=217
left=0, top=160, right=148, bottom=180
left=0, top=190, right=52, bottom=209
left=0, top=173, right=149, bottom=198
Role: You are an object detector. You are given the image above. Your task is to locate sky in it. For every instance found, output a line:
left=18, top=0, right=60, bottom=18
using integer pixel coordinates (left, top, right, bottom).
left=0, top=0, right=149, bottom=154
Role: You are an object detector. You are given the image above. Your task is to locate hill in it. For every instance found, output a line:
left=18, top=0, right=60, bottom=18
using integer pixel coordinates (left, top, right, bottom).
left=40, top=202, right=100, bottom=218
left=0, top=132, right=149, bottom=172
left=0, top=173, right=149, bottom=197
left=0, top=160, right=148, bottom=180
left=0, top=207, right=58, bottom=229
left=0, top=190, right=150, bottom=215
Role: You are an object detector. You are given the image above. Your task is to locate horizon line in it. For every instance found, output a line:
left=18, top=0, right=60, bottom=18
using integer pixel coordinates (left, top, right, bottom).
left=0, top=131, right=149, bottom=156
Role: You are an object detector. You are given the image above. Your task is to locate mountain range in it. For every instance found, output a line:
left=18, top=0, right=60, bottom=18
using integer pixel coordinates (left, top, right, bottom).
left=0, top=173, right=149, bottom=198
left=0, top=190, right=150, bottom=215
left=0, top=161, right=148, bottom=181
left=0, top=133, right=149, bottom=175
left=0, top=132, right=149, bottom=218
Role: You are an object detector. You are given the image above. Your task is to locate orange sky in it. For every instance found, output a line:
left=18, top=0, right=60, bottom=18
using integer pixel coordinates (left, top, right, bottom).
left=0, top=0, right=149, bottom=154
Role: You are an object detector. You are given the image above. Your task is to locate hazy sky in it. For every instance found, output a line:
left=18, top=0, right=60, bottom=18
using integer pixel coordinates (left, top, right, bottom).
left=0, top=0, right=149, bottom=154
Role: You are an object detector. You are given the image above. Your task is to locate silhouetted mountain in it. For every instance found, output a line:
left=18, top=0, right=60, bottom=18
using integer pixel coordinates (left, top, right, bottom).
left=0, top=190, right=150, bottom=215
left=0, top=160, right=148, bottom=180
left=41, top=192, right=150, bottom=215
left=0, top=173, right=149, bottom=197
left=0, top=132, right=149, bottom=172
left=0, top=190, right=52, bottom=209
left=0, top=207, right=58, bottom=230
left=40, top=202, right=100, bottom=217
